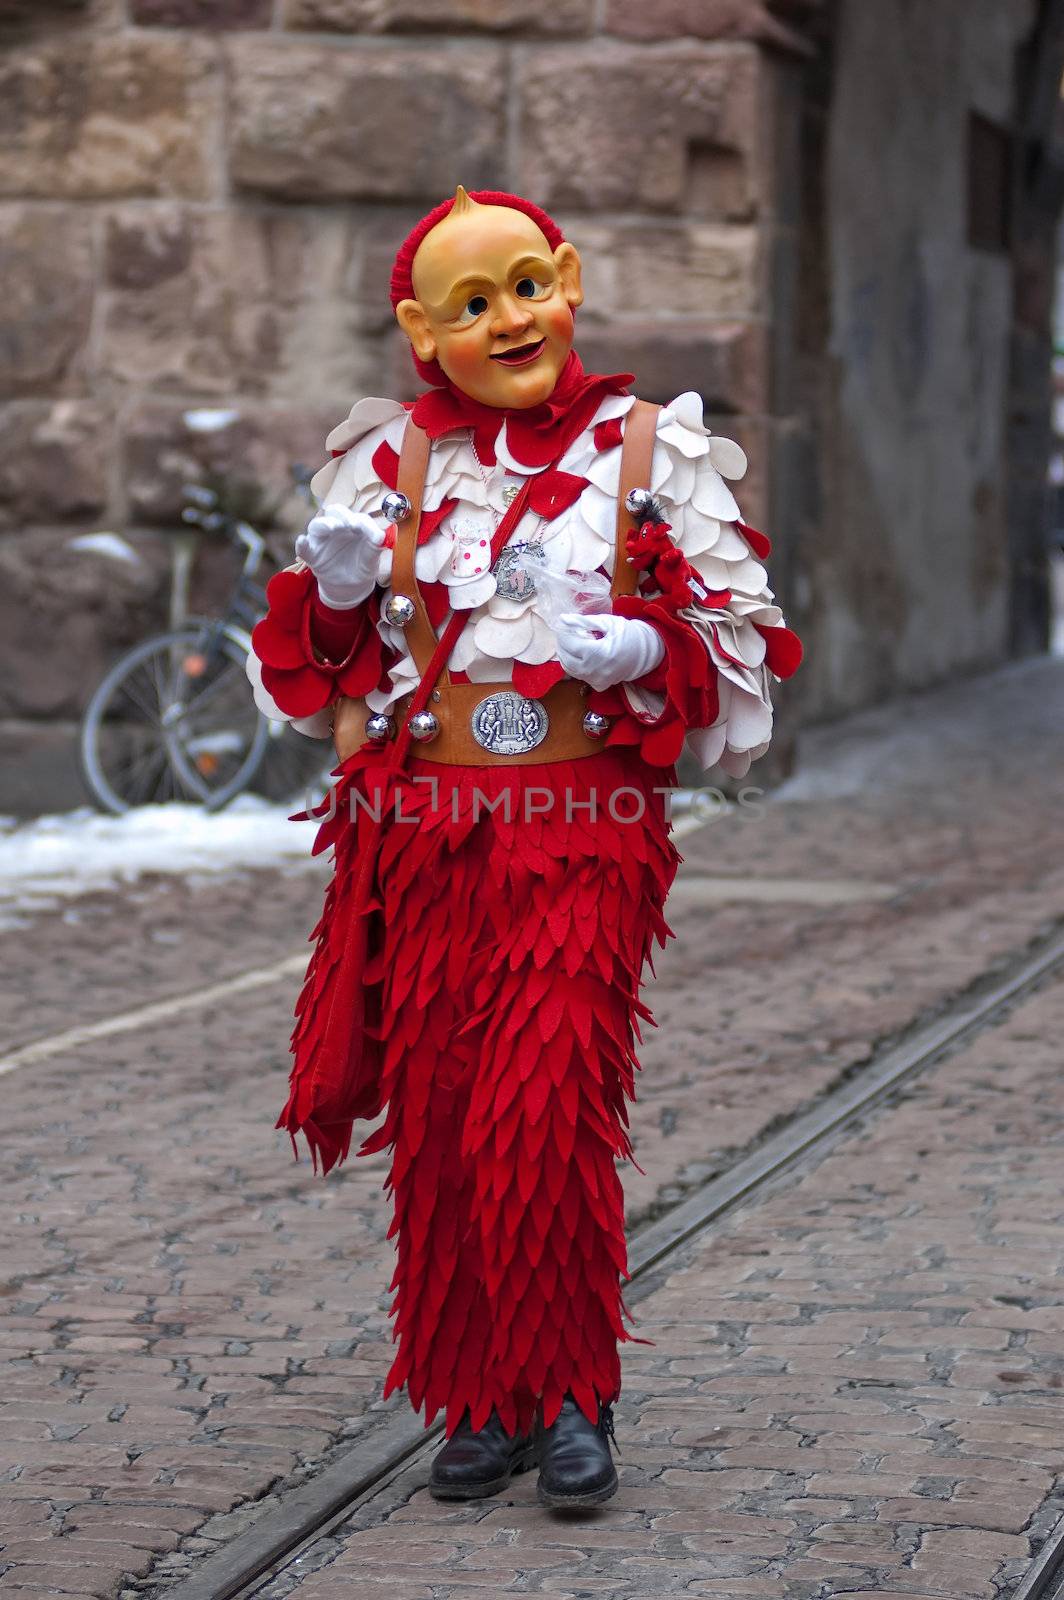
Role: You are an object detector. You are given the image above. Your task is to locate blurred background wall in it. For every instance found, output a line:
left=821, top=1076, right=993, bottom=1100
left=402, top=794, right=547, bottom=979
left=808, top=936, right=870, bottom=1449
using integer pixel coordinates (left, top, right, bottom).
left=1, top=0, right=1062, bottom=809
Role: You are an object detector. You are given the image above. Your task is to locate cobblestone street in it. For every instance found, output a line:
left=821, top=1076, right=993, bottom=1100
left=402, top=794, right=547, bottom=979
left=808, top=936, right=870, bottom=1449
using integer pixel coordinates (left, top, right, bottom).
left=260, top=916, right=1064, bottom=1599
left=1, top=655, right=1063, bottom=1598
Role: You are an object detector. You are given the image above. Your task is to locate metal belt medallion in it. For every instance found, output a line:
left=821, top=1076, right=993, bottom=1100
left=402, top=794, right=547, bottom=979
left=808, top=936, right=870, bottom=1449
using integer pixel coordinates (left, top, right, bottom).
left=470, top=691, right=549, bottom=755
left=492, top=541, right=546, bottom=601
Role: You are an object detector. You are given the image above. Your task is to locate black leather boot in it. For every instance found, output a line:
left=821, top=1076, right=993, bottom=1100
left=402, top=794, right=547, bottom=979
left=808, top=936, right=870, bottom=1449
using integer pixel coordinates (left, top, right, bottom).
left=428, top=1406, right=538, bottom=1501
left=535, top=1393, right=620, bottom=1509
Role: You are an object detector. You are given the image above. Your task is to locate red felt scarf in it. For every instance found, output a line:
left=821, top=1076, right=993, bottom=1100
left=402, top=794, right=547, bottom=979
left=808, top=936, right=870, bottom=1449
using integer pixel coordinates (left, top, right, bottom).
left=409, top=350, right=633, bottom=469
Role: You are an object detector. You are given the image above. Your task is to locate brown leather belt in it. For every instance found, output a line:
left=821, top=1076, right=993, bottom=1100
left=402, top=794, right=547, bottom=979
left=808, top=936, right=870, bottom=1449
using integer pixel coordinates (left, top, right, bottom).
left=330, top=399, right=661, bottom=768
left=333, top=678, right=605, bottom=766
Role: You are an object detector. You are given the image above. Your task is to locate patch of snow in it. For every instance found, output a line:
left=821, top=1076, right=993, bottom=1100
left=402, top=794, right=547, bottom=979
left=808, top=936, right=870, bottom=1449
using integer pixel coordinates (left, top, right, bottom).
left=0, top=797, right=323, bottom=915
left=183, top=408, right=239, bottom=433
left=67, top=532, right=142, bottom=565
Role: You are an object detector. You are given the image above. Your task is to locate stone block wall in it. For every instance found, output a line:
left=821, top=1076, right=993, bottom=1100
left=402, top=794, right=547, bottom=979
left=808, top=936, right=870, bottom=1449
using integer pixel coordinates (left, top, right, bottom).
left=797, top=0, right=1056, bottom=718
left=0, top=0, right=811, bottom=789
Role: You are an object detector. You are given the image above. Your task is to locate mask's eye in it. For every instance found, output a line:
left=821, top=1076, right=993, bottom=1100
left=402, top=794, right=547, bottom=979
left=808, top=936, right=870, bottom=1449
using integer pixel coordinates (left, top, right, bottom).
left=515, top=278, right=543, bottom=299
left=460, top=293, right=489, bottom=321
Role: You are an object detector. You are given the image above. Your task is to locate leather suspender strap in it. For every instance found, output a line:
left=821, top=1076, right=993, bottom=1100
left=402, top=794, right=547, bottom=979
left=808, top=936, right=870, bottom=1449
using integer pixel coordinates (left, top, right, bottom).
left=391, top=398, right=660, bottom=652
left=612, top=398, right=661, bottom=598
left=333, top=399, right=662, bottom=763
left=389, top=418, right=438, bottom=680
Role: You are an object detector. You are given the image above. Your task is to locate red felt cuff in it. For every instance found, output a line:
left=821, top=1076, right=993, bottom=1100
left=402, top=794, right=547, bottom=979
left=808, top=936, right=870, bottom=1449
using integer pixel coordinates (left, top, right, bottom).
left=587, top=596, right=719, bottom=767
left=251, top=566, right=390, bottom=718
left=309, top=591, right=364, bottom=666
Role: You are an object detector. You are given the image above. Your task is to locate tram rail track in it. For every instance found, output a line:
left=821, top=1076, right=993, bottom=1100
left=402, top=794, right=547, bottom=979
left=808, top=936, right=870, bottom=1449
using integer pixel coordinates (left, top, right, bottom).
left=142, top=919, right=1064, bottom=1600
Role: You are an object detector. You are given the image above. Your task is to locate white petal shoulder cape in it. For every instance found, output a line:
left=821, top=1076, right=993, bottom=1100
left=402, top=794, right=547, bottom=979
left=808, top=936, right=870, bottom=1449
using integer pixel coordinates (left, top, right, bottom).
left=249, top=392, right=795, bottom=776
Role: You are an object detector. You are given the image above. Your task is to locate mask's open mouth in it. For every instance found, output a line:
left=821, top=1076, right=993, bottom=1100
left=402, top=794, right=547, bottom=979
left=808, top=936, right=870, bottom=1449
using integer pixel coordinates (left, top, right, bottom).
left=490, top=338, right=546, bottom=367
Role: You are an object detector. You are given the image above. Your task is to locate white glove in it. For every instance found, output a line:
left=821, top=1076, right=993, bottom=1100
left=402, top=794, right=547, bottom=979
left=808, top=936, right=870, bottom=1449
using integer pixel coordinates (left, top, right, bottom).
left=554, top=612, right=665, bottom=692
left=294, top=502, right=387, bottom=610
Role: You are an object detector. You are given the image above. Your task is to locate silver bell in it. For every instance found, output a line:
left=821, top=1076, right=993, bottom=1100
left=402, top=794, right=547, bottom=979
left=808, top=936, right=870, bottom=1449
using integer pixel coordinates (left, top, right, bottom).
left=383, top=592, right=416, bottom=627
left=364, top=712, right=394, bottom=742
left=381, top=490, right=411, bottom=522
left=582, top=710, right=611, bottom=739
left=624, top=486, right=655, bottom=519
left=408, top=710, right=440, bottom=742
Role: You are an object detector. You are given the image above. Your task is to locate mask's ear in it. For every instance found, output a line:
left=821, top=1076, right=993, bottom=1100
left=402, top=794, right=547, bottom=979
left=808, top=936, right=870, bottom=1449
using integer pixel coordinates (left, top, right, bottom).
left=554, top=243, right=583, bottom=310
left=395, top=299, right=436, bottom=361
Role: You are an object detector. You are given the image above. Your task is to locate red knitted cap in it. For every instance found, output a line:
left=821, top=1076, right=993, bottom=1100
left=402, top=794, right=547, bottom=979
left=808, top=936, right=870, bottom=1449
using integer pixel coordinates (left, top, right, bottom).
left=389, top=189, right=566, bottom=308
left=389, top=190, right=568, bottom=387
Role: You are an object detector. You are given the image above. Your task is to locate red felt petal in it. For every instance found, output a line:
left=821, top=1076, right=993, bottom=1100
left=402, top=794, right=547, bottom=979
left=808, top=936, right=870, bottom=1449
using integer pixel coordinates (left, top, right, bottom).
left=512, top=659, right=565, bottom=698
left=593, top=417, right=624, bottom=452
left=418, top=497, right=458, bottom=546
left=259, top=661, right=334, bottom=717
left=420, top=579, right=451, bottom=630
left=642, top=716, right=685, bottom=766
left=528, top=470, right=589, bottom=522
left=372, top=440, right=400, bottom=490
left=737, top=519, right=772, bottom=558
left=755, top=622, right=803, bottom=678
left=252, top=613, right=309, bottom=670
left=337, top=627, right=389, bottom=697
left=263, top=566, right=313, bottom=629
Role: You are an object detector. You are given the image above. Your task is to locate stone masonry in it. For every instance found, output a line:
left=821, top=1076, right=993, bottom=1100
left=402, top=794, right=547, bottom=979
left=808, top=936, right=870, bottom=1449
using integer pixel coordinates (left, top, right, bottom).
left=1, top=0, right=1062, bottom=809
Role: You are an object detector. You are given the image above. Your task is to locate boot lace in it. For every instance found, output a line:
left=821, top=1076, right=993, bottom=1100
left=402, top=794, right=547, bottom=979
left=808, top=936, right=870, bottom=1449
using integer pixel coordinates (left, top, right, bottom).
left=599, top=1402, right=621, bottom=1457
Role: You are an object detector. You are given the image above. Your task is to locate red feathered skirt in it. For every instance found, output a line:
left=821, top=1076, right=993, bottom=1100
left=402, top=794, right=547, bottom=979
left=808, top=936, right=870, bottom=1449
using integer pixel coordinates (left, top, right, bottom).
left=287, top=743, right=681, bottom=1440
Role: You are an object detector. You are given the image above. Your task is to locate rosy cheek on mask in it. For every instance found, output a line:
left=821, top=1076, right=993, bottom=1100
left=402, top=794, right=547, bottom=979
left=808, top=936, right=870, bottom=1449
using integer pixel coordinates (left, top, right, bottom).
left=541, top=301, right=575, bottom=346
left=438, top=334, right=485, bottom=385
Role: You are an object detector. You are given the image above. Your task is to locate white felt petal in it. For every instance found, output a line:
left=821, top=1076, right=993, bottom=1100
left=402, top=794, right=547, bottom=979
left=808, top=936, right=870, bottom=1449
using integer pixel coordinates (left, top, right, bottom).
left=622, top=682, right=666, bottom=721
left=709, top=614, right=767, bottom=670
left=722, top=555, right=770, bottom=594
left=666, top=391, right=708, bottom=435
left=685, top=722, right=727, bottom=770
left=313, top=412, right=404, bottom=510
left=245, top=648, right=286, bottom=723
left=586, top=450, right=623, bottom=492
left=489, top=594, right=533, bottom=620
left=710, top=522, right=755, bottom=560
left=689, top=551, right=735, bottom=590
left=676, top=516, right=723, bottom=560
left=324, top=397, right=406, bottom=454
left=443, top=572, right=497, bottom=609
left=291, top=709, right=334, bottom=739
left=424, top=433, right=466, bottom=487
left=557, top=439, right=596, bottom=476
left=474, top=611, right=533, bottom=655
left=414, top=539, right=453, bottom=582
left=708, top=436, right=748, bottom=480
left=520, top=612, right=558, bottom=664
left=690, top=467, right=742, bottom=522
left=657, top=455, right=699, bottom=505
left=466, top=652, right=513, bottom=683
left=594, top=393, right=637, bottom=424
left=449, top=625, right=480, bottom=670
left=309, top=458, right=340, bottom=504
left=657, top=417, right=709, bottom=460
left=576, top=484, right=617, bottom=541
left=563, top=524, right=611, bottom=574
left=718, top=745, right=754, bottom=778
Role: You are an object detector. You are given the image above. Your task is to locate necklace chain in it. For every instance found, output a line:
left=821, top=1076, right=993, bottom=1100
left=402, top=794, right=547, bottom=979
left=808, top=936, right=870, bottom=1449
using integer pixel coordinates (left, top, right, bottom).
left=471, top=432, right=546, bottom=549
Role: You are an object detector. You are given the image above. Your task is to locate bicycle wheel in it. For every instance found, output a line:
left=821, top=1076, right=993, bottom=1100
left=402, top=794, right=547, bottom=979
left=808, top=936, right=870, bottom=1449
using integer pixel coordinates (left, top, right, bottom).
left=250, top=720, right=337, bottom=810
left=80, top=624, right=270, bottom=814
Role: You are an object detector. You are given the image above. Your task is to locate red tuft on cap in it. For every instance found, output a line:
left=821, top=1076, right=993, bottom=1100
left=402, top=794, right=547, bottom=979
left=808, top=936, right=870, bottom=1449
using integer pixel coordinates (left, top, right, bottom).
left=389, top=190, right=568, bottom=387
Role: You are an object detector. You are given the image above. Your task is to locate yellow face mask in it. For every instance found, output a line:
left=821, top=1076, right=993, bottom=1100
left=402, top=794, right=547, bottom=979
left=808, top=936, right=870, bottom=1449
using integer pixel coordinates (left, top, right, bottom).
left=395, top=189, right=584, bottom=411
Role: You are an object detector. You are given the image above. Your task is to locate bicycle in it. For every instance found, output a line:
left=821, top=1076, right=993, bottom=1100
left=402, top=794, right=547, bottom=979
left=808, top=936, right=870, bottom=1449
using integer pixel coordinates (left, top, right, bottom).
left=79, top=468, right=334, bottom=815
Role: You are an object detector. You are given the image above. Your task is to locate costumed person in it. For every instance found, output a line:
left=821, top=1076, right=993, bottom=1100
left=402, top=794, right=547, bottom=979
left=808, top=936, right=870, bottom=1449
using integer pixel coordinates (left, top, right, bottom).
left=246, top=187, right=802, bottom=1510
